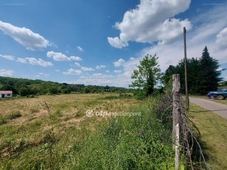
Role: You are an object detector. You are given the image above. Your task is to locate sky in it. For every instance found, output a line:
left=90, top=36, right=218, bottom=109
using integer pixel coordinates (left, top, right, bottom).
left=0, top=0, right=227, bottom=87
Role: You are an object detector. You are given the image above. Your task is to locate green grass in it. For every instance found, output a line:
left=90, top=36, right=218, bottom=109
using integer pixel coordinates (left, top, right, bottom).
left=189, top=103, right=227, bottom=170
left=0, top=93, right=175, bottom=169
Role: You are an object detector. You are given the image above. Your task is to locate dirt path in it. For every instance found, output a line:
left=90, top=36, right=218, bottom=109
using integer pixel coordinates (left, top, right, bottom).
left=190, top=97, right=227, bottom=119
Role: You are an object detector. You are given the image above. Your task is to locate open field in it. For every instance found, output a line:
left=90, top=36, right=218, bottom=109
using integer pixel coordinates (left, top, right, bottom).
left=189, top=103, right=227, bottom=170
left=0, top=93, right=143, bottom=169
left=4, top=93, right=226, bottom=169
left=0, top=93, right=175, bottom=169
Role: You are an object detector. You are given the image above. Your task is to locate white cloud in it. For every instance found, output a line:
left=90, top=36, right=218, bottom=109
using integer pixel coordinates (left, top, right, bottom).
left=77, top=46, right=84, bottom=52
left=63, top=68, right=82, bottom=75
left=130, top=57, right=135, bottom=60
left=216, top=68, right=226, bottom=72
left=114, top=70, right=122, bottom=73
left=74, top=62, right=94, bottom=71
left=70, top=56, right=82, bottom=61
left=81, top=67, right=95, bottom=71
left=107, top=37, right=128, bottom=48
left=0, top=69, right=13, bottom=77
left=17, top=58, right=27, bottom=63
left=66, top=72, right=130, bottom=87
left=114, top=58, right=125, bottom=67
left=0, top=54, right=15, bottom=60
left=47, top=51, right=71, bottom=61
left=96, top=65, right=106, bottom=69
left=75, top=62, right=81, bottom=67
left=106, top=70, right=109, bottom=73
left=93, top=73, right=103, bottom=76
left=17, top=57, right=53, bottom=67
left=47, top=51, right=82, bottom=62
left=215, top=27, right=227, bottom=51
left=0, top=20, right=50, bottom=50
left=55, top=70, right=60, bottom=72
left=108, top=0, right=192, bottom=48
left=36, top=72, right=49, bottom=77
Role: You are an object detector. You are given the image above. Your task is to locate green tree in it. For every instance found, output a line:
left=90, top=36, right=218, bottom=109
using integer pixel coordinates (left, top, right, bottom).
left=164, top=47, right=222, bottom=95
left=19, top=87, right=30, bottom=96
left=83, top=87, right=91, bottom=93
left=0, top=85, right=17, bottom=94
left=49, top=87, right=58, bottom=94
left=130, top=54, right=162, bottom=96
left=197, top=46, right=222, bottom=94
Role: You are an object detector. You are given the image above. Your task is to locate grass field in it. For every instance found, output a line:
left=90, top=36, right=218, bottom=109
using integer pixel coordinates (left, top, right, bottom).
left=189, top=103, right=227, bottom=170
left=0, top=93, right=175, bottom=169
left=0, top=93, right=140, bottom=169
left=2, top=92, right=225, bottom=169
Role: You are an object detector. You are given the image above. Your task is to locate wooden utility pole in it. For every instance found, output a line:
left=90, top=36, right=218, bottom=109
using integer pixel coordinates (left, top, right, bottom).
left=172, top=74, right=181, bottom=170
left=183, top=27, right=189, bottom=110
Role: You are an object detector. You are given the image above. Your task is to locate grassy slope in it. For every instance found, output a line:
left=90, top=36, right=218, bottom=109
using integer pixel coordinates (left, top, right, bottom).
left=189, top=103, right=227, bottom=170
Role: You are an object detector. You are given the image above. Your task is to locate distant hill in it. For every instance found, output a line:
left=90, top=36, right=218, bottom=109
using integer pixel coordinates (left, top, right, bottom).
left=0, top=76, right=131, bottom=96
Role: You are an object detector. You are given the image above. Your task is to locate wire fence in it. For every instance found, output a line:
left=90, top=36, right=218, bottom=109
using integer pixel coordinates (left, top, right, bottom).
left=172, top=74, right=211, bottom=170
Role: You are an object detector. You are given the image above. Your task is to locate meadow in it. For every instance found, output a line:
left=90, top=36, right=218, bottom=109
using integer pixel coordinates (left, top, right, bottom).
left=0, top=93, right=174, bottom=169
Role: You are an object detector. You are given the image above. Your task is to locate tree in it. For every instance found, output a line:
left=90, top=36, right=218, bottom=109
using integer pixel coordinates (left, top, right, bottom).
left=0, top=85, right=17, bottom=94
left=49, top=86, right=58, bottom=94
left=197, top=46, right=222, bottom=94
left=83, top=87, right=91, bottom=93
left=19, top=87, right=30, bottom=96
left=164, top=46, right=222, bottom=95
left=130, top=54, right=162, bottom=96
left=104, top=85, right=110, bottom=92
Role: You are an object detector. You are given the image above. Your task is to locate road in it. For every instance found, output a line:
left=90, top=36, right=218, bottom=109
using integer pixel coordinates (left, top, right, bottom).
left=190, top=97, right=227, bottom=119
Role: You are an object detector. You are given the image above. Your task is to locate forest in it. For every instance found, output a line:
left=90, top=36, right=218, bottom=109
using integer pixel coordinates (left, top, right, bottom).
left=0, top=76, right=131, bottom=96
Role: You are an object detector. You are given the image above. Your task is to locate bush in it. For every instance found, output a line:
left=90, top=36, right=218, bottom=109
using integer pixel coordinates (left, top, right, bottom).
left=133, top=89, right=147, bottom=100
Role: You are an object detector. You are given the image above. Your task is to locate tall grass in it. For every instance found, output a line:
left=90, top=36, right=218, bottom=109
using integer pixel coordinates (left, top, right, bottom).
left=74, top=97, right=174, bottom=169
left=0, top=94, right=174, bottom=169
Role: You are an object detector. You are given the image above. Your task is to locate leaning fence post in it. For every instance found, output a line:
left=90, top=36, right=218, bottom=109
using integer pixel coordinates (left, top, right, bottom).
left=172, top=74, right=180, bottom=170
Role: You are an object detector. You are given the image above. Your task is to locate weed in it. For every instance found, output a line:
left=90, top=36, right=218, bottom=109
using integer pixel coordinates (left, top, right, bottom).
left=5, top=111, right=22, bottom=120
left=30, top=108, right=39, bottom=114
left=0, top=114, right=7, bottom=125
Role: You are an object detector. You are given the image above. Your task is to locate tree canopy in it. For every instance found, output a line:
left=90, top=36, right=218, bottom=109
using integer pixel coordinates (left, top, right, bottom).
left=130, top=54, right=162, bottom=96
left=164, top=46, right=222, bottom=95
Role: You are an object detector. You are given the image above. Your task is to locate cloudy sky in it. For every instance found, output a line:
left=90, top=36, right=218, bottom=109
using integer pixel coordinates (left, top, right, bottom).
left=0, top=0, right=227, bottom=87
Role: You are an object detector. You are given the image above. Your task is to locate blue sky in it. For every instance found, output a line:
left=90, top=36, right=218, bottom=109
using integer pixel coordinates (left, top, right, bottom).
left=0, top=0, right=227, bottom=87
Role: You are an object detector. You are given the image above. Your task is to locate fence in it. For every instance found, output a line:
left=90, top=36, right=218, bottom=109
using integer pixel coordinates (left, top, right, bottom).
left=172, top=74, right=211, bottom=170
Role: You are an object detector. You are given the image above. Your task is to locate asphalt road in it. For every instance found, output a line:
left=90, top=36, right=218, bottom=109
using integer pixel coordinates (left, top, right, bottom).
left=190, top=97, right=227, bottom=119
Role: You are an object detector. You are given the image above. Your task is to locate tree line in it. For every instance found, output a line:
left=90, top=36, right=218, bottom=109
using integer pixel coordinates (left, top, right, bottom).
left=0, top=77, right=131, bottom=96
left=130, top=46, right=225, bottom=97
left=163, top=46, right=223, bottom=95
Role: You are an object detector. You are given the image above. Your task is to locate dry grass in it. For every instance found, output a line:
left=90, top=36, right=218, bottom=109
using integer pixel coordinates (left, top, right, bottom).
left=189, top=103, right=227, bottom=170
left=0, top=93, right=141, bottom=159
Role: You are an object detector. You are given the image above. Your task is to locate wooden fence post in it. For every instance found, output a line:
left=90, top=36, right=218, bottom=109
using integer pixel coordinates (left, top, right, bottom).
left=172, top=74, right=180, bottom=170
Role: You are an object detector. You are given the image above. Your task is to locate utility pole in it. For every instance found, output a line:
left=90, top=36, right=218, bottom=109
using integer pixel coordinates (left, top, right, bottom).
left=183, top=27, right=189, bottom=111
